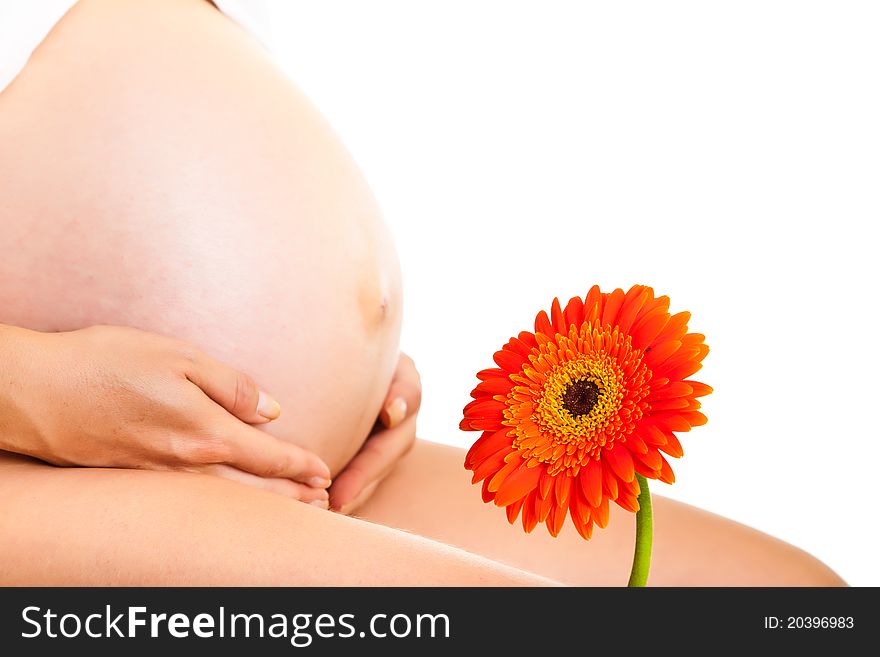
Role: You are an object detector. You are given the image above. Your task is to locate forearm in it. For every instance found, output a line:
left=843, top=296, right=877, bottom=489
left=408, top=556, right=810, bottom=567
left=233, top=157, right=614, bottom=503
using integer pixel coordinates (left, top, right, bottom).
left=0, top=453, right=557, bottom=586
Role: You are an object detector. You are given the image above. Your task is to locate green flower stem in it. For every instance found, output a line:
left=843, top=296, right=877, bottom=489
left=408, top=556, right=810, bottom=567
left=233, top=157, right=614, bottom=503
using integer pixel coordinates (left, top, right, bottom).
left=627, top=474, right=653, bottom=587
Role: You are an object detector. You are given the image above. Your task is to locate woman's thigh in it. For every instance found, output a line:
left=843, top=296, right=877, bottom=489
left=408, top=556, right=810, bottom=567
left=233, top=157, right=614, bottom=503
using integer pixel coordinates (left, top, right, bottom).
left=0, top=0, right=402, bottom=474
left=356, top=440, right=845, bottom=586
left=0, top=452, right=555, bottom=586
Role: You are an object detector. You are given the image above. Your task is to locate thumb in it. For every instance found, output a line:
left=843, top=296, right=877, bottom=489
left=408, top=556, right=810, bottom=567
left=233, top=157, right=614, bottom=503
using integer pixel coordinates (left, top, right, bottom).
left=184, top=352, right=280, bottom=424
left=378, top=353, right=421, bottom=429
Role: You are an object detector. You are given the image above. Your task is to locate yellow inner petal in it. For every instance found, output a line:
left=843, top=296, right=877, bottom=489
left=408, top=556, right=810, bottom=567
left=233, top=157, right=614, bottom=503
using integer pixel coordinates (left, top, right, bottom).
left=501, top=325, right=650, bottom=476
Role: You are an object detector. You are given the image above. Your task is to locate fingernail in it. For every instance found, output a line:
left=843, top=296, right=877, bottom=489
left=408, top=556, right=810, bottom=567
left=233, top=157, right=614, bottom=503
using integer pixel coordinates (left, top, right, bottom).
left=385, top=397, right=407, bottom=428
left=309, top=476, right=332, bottom=489
left=257, top=391, right=281, bottom=420
left=310, top=499, right=329, bottom=509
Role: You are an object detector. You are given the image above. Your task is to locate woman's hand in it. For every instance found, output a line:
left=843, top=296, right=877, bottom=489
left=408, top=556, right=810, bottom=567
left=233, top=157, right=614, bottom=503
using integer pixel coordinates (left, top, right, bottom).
left=0, top=324, right=331, bottom=503
left=329, top=352, right=422, bottom=514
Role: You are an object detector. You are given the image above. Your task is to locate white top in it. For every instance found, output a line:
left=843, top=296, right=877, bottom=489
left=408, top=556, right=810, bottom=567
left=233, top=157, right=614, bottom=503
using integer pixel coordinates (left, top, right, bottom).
left=0, top=0, right=273, bottom=93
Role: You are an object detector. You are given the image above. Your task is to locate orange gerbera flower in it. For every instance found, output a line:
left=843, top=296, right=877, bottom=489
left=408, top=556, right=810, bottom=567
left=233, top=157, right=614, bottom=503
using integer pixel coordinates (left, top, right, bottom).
left=461, top=285, right=711, bottom=540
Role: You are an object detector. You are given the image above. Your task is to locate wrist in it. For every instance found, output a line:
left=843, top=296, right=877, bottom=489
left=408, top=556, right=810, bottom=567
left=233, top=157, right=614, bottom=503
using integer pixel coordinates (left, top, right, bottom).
left=0, top=323, right=54, bottom=373
left=0, top=324, right=54, bottom=456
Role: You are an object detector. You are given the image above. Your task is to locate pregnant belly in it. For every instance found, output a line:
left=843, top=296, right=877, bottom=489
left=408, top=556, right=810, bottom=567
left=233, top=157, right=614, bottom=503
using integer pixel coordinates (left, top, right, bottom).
left=0, top=0, right=402, bottom=474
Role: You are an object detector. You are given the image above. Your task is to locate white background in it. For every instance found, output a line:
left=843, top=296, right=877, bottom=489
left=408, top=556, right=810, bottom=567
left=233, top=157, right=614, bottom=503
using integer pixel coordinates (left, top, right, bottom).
left=268, top=1, right=879, bottom=585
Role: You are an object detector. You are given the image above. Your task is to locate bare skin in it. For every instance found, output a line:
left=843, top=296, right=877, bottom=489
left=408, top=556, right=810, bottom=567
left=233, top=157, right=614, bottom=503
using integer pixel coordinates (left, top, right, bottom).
left=356, top=440, right=844, bottom=586
left=0, top=0, right=845, bottom=586
left=0, top=0, right=403, bottom=476
left=0, top=442, right=842, bottom=586
left=0, top=450, right=554, bottom=586
left=0, top=323, right=332, bottom=502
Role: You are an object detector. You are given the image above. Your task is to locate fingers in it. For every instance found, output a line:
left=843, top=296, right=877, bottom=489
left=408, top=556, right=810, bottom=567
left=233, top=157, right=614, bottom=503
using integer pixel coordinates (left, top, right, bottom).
left=329, top=414, right=416, bottom=513
left=379, top=352, right=422, bottom=429
left=333, top=352, right=420, bottom=512
left=333, top=479, right=380, bottom=517
left=208, top=412, right=332, bottom=487
left=201, top=464, right=329, bottom=506
left=184, top=351, right=281, bottom=424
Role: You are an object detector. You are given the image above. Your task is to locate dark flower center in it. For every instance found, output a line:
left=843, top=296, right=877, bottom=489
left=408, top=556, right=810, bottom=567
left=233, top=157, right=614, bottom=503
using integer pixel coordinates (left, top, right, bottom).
left=561, top=379, right=600, bottom=418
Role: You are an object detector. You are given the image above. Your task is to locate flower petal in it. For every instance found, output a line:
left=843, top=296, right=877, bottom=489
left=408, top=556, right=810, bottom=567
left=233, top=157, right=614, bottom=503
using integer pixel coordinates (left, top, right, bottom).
left=554, top=474, right=572, bottom=508
left=654, top=311, right=691, bottom=343
left=481, top=478, right=495, bottom=503
left=655, top=345, right=705, bottom=374
left=494, top=461, right=542, bottom=507
left=470, top=444, right=513, bottom=483
left=537, top=490, right=554, bottom=522
left=471, top=376, right=514, bottom=397
left=631, top=294, right=669, bottom=328
left=617, top=286, right=652, bottom=334
left=630, top=308, right=670, bottom=351
left=594, top=497, right=610, bottom=528
left=602, top=461, right=619, bottom=499
left=487, top=453, right=524, bottom=493
left=463, top=398, right=506, bottom=419
left=563, top=296, right=585, bottom=330
left=644, top=340, right=682, bottom=368
left=547, top=503, right=568, bottom=537
left=604, top=445, right=635, bottom=483
left=505, top=496, right=526, bottom=524
left=601, top=288, right=626, bottom=328
left=573, top=518, right=594, bottom=540
left=664, top=360, right=705, bottom=381
left=648, top=397, right=693, bottom=412
left=517, top=331, right=539, bottom=349
left=493, top=348, right=527, bottom=373
left=627, top=433, right=649, bottom=454
left=476, top=367, right=506, bottom=381
left=658, top=455, right=676, bottom=484
left=615, top=490, right=640, bottom=513
left=550, top=297, right=567, bottom=335
left=680, top=411, right=708, bottom=427
left=650, top=413, right=693, bottom=433
left=465, top=428, right=513, bottom=468
left=642, top=423, right=668, bottom=446
left=570, top=492, right=592, bottom=527
left=646, top=381, right=694, bottom=401
left=684, top=380, right=714, bottom=397
left=521, top=490, right=539, bottom=533
left=681, top=333, right=706, bottom=348
left=461, top=417, right=506, bottom=431
left=505, top=336, right=535, bottom=358
left=583, top=285, right=602, bottom=323
left=534, top=310, right=554, bottom=337
left=539, top=470, right=554, bottom=499
left=658, top=433, right=684, bottom=458
left=579, top=459, right=603, bottom=507
left=633, top=457, right=659, bottom=479
left=634, top=447, right=663, bottom=471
